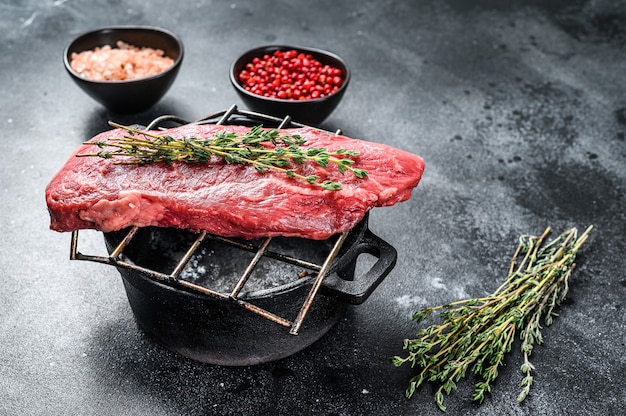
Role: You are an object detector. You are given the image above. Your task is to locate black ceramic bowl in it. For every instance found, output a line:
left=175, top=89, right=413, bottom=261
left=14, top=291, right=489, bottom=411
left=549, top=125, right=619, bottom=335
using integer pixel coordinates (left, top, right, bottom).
left=64, top=26, right=184, bottom=113
left=230, top=45, right=350, bottom=125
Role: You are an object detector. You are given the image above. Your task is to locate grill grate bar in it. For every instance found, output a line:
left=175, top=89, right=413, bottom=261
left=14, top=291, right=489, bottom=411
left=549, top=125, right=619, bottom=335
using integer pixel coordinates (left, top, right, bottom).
left=290, top=230, right=350, bottom=334
left=207, top=234, right=324, bottom=272
left=230, top=237, right=272, bottom=298
left=170, top=231, right=207, bottom=278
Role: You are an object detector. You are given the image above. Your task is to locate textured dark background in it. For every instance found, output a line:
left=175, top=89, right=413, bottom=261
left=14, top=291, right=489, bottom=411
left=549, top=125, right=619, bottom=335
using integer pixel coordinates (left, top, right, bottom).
left=1, top=1, right=624, bottom=415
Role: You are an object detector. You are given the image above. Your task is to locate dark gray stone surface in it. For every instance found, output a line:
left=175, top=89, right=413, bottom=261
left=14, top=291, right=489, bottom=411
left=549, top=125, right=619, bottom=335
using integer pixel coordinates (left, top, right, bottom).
left=1, top=1, right=624, bottom=415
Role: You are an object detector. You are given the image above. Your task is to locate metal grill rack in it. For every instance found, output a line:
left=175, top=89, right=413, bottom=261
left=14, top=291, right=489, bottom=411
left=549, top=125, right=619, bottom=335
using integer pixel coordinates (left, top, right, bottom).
left=70, top=105, right=349, bottom=335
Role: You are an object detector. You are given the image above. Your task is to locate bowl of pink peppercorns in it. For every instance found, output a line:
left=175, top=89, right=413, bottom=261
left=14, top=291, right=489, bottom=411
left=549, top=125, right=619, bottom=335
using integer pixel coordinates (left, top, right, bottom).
left=230, top=45, right=350, bottom=125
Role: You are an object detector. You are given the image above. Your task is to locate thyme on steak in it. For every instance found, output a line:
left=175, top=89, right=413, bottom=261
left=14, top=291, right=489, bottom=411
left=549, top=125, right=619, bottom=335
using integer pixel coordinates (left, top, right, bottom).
left=77, top=121, right=368, bottom=191
left=392, top=226, right=592, bottom=412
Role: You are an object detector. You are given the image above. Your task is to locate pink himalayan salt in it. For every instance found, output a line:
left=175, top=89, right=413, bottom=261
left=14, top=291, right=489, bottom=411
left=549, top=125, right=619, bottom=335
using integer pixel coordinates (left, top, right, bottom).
left=70, top=41, right=174, bottom=81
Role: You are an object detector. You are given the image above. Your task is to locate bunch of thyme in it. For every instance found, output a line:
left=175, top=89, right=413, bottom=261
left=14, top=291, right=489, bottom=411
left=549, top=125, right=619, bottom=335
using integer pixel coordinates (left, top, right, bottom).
left=77, top=121, right=368, bottom=191
left=392, top=226, right=592, bottom=412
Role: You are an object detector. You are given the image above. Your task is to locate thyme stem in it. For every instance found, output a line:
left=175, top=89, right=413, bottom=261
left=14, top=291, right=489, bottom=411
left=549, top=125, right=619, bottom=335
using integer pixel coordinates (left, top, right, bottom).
left=392, top=226, right=593, bottom=412
left=76, top=121, right=368, bottom=191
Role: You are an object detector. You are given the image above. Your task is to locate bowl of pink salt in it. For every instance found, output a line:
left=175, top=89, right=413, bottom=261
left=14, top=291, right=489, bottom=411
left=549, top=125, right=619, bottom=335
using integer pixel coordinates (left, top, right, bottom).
left=64, top=26, right=184, bottom=113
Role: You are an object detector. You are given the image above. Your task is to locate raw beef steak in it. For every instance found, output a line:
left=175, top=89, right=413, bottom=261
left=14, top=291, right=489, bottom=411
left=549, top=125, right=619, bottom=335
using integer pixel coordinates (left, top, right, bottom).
left=46, top=124, right=425, bottom=240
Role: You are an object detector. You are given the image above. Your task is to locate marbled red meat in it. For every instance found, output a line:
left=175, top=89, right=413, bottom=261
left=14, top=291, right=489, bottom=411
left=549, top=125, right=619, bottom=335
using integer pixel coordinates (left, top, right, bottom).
left=45, top=124, right=425, bottom=240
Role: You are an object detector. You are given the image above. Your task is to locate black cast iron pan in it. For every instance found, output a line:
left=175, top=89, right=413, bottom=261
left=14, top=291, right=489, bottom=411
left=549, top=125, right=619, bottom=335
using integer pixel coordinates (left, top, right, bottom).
left=103, top=212, right=397, bottom=366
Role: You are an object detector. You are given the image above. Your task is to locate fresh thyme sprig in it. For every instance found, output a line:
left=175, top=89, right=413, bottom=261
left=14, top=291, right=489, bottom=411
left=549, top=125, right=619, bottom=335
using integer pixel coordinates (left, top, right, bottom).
left=76, top=121, right=368, bottom=191
left=392, top=226, right=593, bottom=412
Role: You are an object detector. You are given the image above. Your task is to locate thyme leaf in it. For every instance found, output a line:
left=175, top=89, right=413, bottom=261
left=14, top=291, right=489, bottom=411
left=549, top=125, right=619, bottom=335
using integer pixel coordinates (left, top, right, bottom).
left=392, top=226, right=593, bottom=412
left=76, top=121, right=368, bottom=191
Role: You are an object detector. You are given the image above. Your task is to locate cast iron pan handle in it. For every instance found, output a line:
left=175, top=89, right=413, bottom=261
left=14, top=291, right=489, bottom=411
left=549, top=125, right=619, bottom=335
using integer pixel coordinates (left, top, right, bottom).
left=321, top=229, right=397, bottom=305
